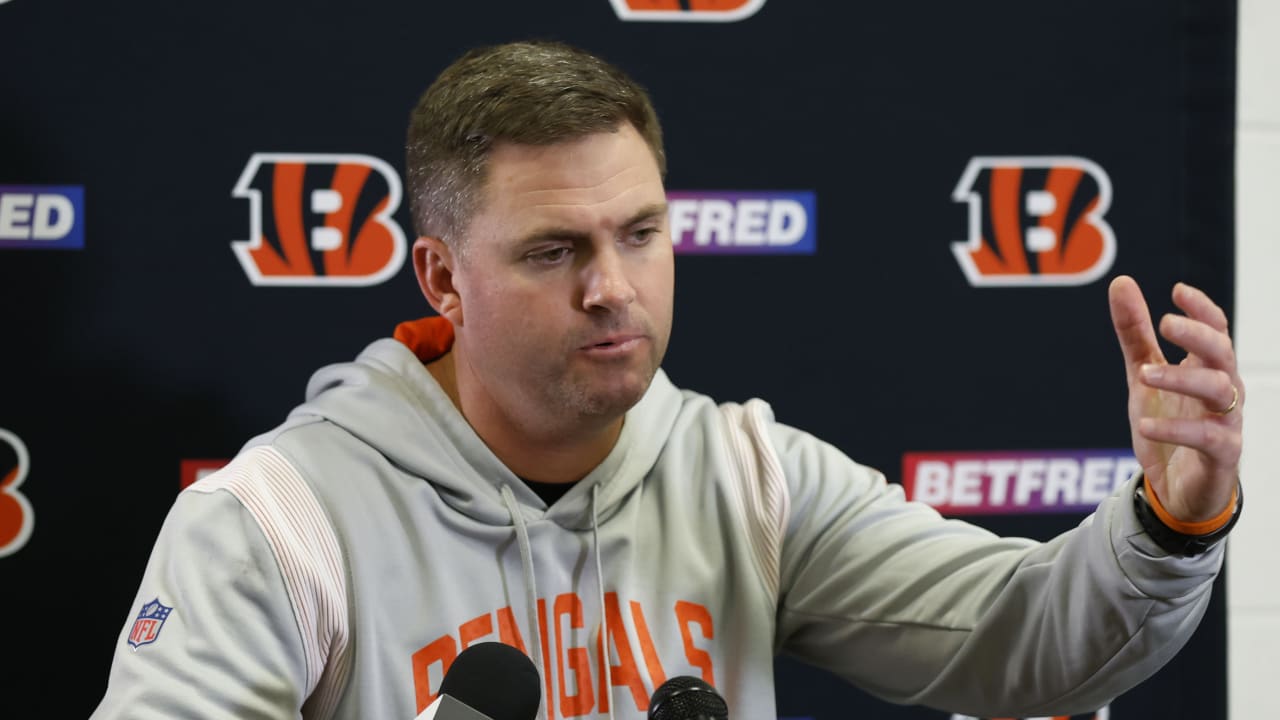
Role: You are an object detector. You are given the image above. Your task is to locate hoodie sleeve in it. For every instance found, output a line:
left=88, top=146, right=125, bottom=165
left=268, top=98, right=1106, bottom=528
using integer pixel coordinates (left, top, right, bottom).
left=91, top=446, right=351, bottom=720
left=770, top=422, right=1222, bottom=718
left=89, top=488, right=311, bottom=719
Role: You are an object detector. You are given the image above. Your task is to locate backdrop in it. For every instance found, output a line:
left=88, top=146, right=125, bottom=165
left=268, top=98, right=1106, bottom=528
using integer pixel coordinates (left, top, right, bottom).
left=0, top=0, right=1236, bottom=718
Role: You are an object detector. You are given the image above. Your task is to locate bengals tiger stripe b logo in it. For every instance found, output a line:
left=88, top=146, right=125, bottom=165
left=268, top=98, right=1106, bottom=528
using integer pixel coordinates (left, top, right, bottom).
left=0, top=428, right=34, bottom=559
left=951, top=156, right=1115, bottom=287
left=609, top=0, right=765, bottom=22
left=231, top=153, right=407, bottom=286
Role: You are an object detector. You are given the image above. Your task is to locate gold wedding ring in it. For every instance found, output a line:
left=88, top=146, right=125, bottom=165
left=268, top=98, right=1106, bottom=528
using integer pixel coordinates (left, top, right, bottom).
left=1214, top=384, right=1239, bottom=416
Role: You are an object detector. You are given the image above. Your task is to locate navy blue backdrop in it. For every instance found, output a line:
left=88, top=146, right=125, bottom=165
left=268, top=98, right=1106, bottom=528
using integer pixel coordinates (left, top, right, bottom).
left=0, top=0, right=1235, bottom=717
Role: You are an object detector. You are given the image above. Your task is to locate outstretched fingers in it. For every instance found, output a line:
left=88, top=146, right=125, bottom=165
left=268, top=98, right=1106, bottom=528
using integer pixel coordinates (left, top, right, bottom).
left=1109, top=275, right=1164, bottom=382
left=1158, top=313, right=1238, bottom=372
left=1157, top=281, right=1242, bottom=416
left=1172, top=281, right=1230, bottom=333
left=1140, top=364, right=1241, bottom=419
left=1117, top=279, right=1243, bottom=519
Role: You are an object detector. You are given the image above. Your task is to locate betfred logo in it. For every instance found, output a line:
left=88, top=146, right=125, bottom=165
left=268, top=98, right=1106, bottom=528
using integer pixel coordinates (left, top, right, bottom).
left=0, top=186, right=85, bottom=249
left=667, top=191, right=815, bottom=254
left=951, top=157, right=1114, bottom=286
left=231, top=153, right=407, bottom=286
left=0, top=428, right=35, bottom=558
left=903, top=450, right=1139, bottom=516
left=609, top=0, right=766, bottom=22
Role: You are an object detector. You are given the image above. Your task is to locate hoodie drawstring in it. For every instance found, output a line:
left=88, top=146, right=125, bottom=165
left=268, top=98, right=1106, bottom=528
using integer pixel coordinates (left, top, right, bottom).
left=501, top=483, right=615, bottom=720
left=592, top=483, right=615, bottom=720
left=500, top=485, right=547, bottom=720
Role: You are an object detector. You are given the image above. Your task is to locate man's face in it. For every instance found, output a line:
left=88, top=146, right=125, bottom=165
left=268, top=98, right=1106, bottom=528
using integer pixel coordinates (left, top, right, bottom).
left=448, top=123, right=674, bottom=431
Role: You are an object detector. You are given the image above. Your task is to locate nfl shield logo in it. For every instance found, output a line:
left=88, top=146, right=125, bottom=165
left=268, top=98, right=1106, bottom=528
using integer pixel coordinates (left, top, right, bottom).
left=127, top=598, right=173, bottom=649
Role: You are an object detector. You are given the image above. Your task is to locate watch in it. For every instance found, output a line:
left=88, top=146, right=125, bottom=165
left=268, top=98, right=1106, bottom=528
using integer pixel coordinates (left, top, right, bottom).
left=1133, top=479, right=1243, bottom=556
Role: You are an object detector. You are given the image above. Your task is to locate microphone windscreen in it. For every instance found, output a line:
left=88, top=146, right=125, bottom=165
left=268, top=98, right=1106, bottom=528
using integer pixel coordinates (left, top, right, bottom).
left=439, top=642, right=541, bottom=720
left=647, top=675, right=729, bottom=720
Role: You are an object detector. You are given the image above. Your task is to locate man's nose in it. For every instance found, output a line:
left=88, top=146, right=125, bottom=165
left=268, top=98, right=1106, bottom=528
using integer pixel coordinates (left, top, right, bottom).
left=582, top=246, right=637, bottom=312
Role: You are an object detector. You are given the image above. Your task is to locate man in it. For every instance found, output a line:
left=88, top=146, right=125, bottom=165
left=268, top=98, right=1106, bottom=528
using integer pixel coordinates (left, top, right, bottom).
left=92, top=40, right=1243, bottom=719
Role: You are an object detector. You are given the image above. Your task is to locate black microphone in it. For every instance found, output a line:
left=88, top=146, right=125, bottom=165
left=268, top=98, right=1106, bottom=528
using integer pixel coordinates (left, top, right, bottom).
left=647, top=676, right=729, bottom=720
left=417, top=642, right=542, bottom=720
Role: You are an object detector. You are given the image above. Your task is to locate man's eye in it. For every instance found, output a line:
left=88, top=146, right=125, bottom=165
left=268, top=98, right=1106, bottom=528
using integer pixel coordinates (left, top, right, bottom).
left=530, top=247, right=571, bottom=264
left=629, top=228, right=659, bottom=245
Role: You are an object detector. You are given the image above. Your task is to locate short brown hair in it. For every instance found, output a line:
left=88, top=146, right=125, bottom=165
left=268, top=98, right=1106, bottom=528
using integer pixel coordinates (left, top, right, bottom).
left=405, top=40, right=666, bottom=251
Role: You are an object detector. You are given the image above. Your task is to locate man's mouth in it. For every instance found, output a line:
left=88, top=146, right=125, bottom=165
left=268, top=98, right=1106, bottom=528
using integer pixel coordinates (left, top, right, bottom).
left=581, top=335, right=644, bottom=354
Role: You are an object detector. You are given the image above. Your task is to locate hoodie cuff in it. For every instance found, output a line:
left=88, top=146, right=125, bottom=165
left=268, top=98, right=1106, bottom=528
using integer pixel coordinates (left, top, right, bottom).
left=1134, top=474, right=1242, bottom=556
left=1110, top=472, right=1225, bottom=599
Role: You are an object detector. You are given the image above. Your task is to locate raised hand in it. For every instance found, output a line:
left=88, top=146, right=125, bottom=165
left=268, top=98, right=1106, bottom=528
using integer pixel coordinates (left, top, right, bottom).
left=1108, top=275, right=1242, bottom=523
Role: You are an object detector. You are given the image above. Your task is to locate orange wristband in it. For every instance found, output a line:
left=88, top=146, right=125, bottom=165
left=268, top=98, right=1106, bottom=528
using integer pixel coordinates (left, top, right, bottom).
left=1143, top=476, right=1238, bottom=535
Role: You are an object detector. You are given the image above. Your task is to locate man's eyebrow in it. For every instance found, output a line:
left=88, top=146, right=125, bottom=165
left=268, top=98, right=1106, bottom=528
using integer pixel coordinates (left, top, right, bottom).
left=623, top=203, right=669, bottom=227
left=514, top=227, right=590, bottom=248
left=515, top=203, right=670, bottom=247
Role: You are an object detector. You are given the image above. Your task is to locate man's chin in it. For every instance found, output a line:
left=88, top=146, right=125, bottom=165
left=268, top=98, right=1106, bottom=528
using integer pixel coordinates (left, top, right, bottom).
left=573, top=372, right=654, bottom=418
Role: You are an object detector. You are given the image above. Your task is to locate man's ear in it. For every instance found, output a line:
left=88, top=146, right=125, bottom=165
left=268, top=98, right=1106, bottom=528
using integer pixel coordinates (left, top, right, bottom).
left=413, top=236, right=463, bottom=326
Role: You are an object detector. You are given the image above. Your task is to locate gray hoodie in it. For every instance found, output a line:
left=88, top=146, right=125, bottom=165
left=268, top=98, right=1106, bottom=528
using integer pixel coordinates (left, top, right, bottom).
left=92, top=317, right=1222, bottom=719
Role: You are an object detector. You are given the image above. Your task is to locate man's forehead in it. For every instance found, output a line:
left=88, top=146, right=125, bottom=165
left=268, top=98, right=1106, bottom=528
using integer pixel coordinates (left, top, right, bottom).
left=475, top=129, right=666, bottom=227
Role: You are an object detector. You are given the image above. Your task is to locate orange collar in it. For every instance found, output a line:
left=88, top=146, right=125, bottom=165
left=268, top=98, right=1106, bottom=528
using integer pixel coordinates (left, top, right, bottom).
left=393, top=316, right=455, bottom=363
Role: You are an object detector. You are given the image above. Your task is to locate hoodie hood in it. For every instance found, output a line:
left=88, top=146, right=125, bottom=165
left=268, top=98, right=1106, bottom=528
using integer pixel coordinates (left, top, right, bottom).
left=283, top=316, right=685, bottom=531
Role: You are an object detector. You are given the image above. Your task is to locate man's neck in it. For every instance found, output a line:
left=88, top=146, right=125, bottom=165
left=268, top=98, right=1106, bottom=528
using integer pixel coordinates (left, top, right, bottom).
left=426, top=352, right=621, bottom=484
